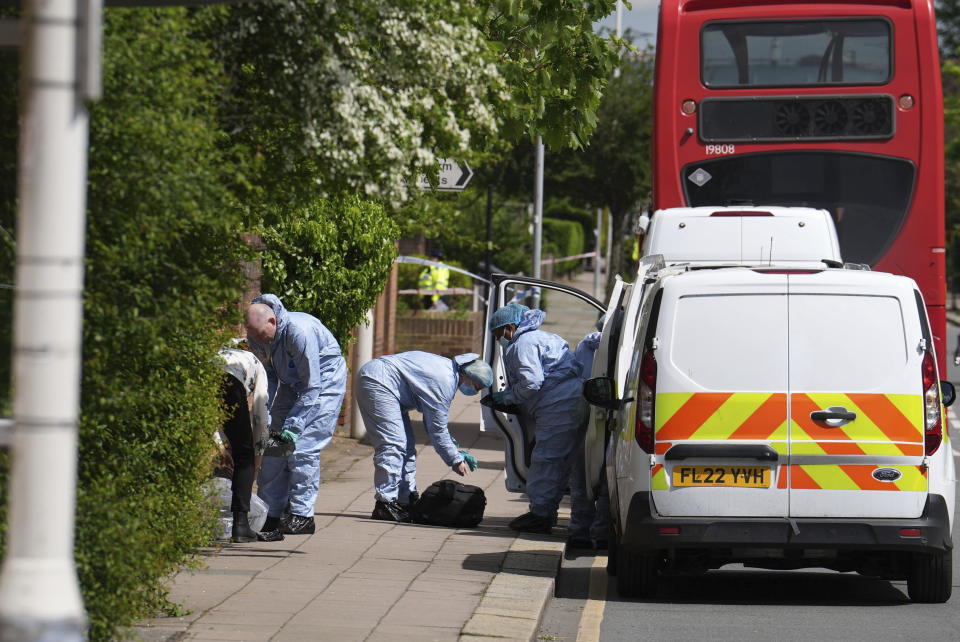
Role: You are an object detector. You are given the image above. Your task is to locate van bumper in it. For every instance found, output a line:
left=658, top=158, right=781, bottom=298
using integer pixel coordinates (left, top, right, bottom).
left=622, top=492, right=953, bottom=554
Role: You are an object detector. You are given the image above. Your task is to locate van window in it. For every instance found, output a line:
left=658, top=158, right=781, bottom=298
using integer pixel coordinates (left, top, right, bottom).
left=671, top=294, right=788, bottom=390
left=789, top=294, right=906, bottom=392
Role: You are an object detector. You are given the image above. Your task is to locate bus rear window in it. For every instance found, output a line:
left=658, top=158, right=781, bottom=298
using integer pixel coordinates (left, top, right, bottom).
left=702, top=19, right=892, bottom=87
left=682, top=151, right=915, bottom=266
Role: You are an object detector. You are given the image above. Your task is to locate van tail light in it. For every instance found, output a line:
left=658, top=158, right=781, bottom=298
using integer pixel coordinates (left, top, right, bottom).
left=709, top=211, right=773, bottom=217
left=635, top=349, right=657, bottom=454
left=922, top=350, right=942, bottom=455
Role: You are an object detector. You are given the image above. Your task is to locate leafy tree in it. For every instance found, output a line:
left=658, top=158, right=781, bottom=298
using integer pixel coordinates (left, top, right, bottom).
left=478, top=0, right=622, bottom=148
left=943, top=61, right=960, bottom=301
left=259, top=195, right=399, bottom=342
left=939, top=0, right=960, bottom=59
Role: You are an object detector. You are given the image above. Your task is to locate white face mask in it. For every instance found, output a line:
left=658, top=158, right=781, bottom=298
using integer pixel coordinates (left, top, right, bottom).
left=458, top=383, right=478, bottom=396
left=498, top=337, right=511, bottom=350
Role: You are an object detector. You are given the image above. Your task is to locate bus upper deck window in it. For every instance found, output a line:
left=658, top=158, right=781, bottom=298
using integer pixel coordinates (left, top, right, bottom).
left=701, top=19, right=892, bottom=88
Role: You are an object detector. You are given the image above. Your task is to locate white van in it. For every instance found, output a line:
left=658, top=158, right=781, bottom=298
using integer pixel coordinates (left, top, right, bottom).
left=584, top=265, right=957, bottom=602
left=641, top=206, right=842, bottom=267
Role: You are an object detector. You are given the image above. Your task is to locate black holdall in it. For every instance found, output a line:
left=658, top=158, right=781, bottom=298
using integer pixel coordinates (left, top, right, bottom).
left=411, top=479, right=486, bottom=528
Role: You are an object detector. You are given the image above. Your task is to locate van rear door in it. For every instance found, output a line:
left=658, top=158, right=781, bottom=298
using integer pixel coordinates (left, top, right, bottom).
left=787, top=274, right=926, bottom=518
left=653, top=272, right=789, bottom=518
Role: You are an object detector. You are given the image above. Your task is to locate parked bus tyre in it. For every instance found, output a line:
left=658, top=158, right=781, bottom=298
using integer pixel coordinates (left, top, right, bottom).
left=907, top=549, right=952, bottom=603
left=616, top=548, right=660, bottom=598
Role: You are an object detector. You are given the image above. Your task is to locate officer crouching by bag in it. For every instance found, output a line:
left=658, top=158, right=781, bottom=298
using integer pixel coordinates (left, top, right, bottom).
left=355, top=352, right=492, bottom=522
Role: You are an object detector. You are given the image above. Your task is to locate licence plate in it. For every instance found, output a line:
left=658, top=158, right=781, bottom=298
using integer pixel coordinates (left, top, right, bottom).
left=672, top=466, right=770, bottom=488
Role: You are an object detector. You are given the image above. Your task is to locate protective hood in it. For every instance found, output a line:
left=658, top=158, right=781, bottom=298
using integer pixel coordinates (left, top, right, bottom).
left=513, top=309, right=545, bottom=339
left=453, top=353, right=480, bottom=367
left=251, top=293, right=290, bottom=336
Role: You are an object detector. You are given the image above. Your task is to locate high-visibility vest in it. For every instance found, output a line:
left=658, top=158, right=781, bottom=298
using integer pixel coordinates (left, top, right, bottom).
left=418, top=265, right=450, bottom=303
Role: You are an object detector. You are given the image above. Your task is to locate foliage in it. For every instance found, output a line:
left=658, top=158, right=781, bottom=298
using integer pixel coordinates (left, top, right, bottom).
left=478, top=0, right=623, bottom=148
left=543, top=217, right=584, bottom=276
left=201, top=0, right=508, bottom=207
left=939, top=0, right=960, bottom=59
left=545, top=197, right=596, bottom=250
left=260, top=195, right=398, bottom=343
left=396, top=256, right=474, bottom=311
left=0, top=9, right=248, bottom=639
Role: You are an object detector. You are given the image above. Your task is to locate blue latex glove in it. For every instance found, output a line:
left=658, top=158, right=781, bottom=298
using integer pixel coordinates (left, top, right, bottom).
left=279, top=429, right=298, bottom=443
left=492, top=391, right=507, bottom=406
left=459, top=450, right=478, bottom=472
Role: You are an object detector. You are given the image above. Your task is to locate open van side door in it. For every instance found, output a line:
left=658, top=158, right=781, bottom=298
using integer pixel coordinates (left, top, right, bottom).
left=481, top=274, right=605, bottom=493
left=585, top=255, right=665, bottom=499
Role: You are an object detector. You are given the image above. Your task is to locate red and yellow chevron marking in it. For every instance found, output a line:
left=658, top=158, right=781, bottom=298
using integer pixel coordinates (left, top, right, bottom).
left=791, top=393, right=922, bottom=455
left=788, top=465, right=927, bottom=491
left=656, top=392, right=787, bottom=441
left=655, top=392, right=923, bottom=456
left=651, top=464, right=668, bottom=490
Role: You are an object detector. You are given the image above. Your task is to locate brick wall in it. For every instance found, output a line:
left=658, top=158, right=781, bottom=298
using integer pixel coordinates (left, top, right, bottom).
left=395, top=310, right=484, bottom=357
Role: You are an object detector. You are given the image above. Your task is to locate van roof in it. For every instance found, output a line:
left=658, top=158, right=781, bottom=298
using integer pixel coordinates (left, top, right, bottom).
left=652, top=206, right=832, bottom=219
left=657, top=265, right=921, bottom=295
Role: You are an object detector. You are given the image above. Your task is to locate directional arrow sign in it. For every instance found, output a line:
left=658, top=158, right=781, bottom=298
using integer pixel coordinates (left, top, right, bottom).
left=415, top=158, right=474, bottom=192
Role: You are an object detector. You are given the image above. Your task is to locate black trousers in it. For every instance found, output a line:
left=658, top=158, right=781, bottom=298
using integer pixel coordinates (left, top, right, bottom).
left=222, top=373, right=255, bottom=513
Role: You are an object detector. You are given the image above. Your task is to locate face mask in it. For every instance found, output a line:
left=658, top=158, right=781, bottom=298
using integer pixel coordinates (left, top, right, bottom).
left=498, top=337, right=511, bottom=350
left=458, top=383, right=478, bottom=396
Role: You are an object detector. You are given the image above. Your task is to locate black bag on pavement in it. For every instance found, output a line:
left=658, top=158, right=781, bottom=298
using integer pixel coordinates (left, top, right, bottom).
left=411, top=479, right=486, bottom=528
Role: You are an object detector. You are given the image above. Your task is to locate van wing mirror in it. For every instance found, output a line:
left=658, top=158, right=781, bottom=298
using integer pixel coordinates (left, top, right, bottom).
left=941, top=381, right=956, bottom=408
left=583, top=377, right=628, bottom=410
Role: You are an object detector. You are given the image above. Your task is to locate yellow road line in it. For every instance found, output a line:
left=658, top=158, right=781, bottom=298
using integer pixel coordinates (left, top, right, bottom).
left=576, top=553, right=608, bottom=642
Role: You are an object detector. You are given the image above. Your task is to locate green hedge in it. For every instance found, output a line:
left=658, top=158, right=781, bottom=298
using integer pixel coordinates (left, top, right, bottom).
left=543, top=217, right=585, bottom=276
left=545, top=197, right=595, bottom=249
left=260, top=195, right=398, bottom=344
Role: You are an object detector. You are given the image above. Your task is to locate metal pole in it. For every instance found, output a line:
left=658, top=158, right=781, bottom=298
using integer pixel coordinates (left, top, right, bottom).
left=350, top=309, right=374, bottom=440
left=485, top=183, right=493, bottom=277
left=613, top=0, right=623, bottom=79
left=0, top=0, right=90, bottom=635
left=594, top=207, right=602, bottom=299
left=532, top=136, right=544, bottom=308
left=605, top=209, right=614, bottom=283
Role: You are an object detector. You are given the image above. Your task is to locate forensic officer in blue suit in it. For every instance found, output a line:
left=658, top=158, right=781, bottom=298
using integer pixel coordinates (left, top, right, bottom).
left=355, top=351, right=492, bottom=522
left=246, top=294, right=346, bottom=536
left=490, top=304, right=587, bottom=533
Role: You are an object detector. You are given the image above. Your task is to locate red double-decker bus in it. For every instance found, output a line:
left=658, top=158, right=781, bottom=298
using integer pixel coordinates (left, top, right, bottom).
left=652, top=0, right=946, bottom=370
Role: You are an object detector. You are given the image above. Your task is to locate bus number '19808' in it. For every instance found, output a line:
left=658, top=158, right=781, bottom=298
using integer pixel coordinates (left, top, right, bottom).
left=705, top=144, right=735, bottom=155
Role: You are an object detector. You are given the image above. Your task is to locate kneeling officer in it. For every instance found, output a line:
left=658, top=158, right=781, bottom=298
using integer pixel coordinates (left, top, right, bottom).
left=355, top=352, right=492, bottom=522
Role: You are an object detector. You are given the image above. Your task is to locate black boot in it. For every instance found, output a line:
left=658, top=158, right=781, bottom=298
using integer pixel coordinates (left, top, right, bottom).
left=281, top=514, right=316, bottom=535
left=231, top=512, right=257, bottom=543
left=257, top=515, right=284, bottom=542
left=508, top=511, right=553, bottom=534
left=371, top=500, right=410, bottom=523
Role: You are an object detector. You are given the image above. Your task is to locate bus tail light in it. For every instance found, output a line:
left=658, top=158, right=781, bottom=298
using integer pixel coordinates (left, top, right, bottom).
left=922, top=350, right=942, bottom=455
left=681, top=99, right=697, bottom=115
left=635, top=349, right=657, bottom=454
left=898, top=94, right=915, bottom=110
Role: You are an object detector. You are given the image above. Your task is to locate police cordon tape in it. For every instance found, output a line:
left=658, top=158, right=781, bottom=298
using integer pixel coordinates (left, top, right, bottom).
left=539, top=251, right=600, bottom=266
left=397, top=288, right=476, bottom=296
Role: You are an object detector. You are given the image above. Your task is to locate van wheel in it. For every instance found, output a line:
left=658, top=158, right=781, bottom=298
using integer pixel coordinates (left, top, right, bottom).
left=907, top=549, right=952, bottom=603
left=606, top=521, right=618, bottom=576
left=616, top=548, right=660, bottom=598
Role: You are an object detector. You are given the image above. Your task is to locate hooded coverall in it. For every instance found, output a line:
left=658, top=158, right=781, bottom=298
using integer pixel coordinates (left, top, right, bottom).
left=355, top=351, right=471, bottom=503
left=567, top=332, right=611, bottom=541
left=248, top=294, right=346, bottom=519
left=500, top=310, right=586, bottom=521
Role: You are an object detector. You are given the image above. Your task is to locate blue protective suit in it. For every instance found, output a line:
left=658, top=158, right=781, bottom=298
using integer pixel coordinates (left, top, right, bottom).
left=355, top=351, right=471, bottom=503
left=568, top=332, right=610, bottom=541
left=248, top=294, right=346, bottom=519
left=500, top=310, right=586, bottom=520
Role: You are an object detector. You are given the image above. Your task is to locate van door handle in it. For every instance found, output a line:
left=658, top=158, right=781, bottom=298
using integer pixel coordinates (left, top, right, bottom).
left=810, top=406, right=856, bottom=427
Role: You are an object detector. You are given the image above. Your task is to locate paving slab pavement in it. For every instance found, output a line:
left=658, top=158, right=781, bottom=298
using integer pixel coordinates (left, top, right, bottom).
left=133, top=269, right=605, bottom=641
left=132, top=394, right=568, bottom=642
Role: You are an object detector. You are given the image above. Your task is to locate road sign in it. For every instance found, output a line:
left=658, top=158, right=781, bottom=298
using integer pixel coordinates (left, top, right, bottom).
left=415, top=158, right=473, bottom=192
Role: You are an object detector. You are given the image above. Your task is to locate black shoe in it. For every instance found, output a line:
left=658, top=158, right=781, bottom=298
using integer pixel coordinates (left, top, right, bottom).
left=566, top=537, right=594, bottom=550
left=257, top=529, right=285, bottom=542
left=509, top=511, right=553, bottom=534
left=593, top=538, right=609, bottom=551
left=261, top=516, right=281, bottom=533
left=371, top=500, right=411, bottom=523
left=231, top=512, right=257, bottom=543
left=281, top=514, right=315, bottom=535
